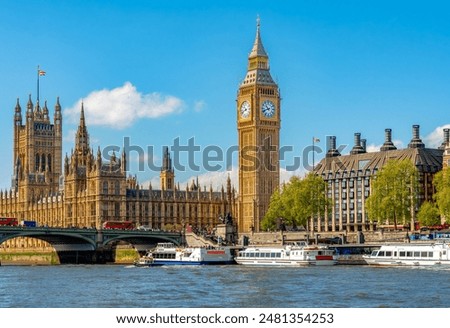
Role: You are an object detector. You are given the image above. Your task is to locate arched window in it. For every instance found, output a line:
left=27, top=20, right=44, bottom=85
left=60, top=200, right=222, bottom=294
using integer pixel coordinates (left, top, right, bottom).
left=115, top=202, right=120, bottom=217
left=115, top=181, right=120, bottom=195
left=41, top=154, right=46, bottom=171
left=102, top=181, right=108, bottom=194
left=47, top=154, right=52, bottom=172
left=35, top=154, right=40, bottom=172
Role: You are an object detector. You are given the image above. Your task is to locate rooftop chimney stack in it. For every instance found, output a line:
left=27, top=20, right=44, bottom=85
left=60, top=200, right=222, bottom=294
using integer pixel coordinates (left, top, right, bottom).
left=439, top=128, right=450, bottom=150
left=380, top=128, right=397, bottom=151
left=361, top=139, right=367, bottom=153
left=326, top=136, right=340, bottom=157
left=350, top=132, right=365, bottom=154
left=408, top=125, right=425, bottom=149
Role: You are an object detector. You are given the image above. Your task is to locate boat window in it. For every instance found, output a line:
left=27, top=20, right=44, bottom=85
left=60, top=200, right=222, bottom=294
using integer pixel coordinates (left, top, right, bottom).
left=399, top=251, right=405, bottom=257
left=414, top=252, right=420, bottom=257
left=407, top=252, right=412, bottom=257
left=385, top=251, right=392, bottom=257
left=443, top=251, right=446, bottom=255
left=421, top=252, right=428, bottom=257
left=270, top=253, right=276, bottom=258
left=265, top=253, right=270, bottom=258
left=378, top=251, right=385, bottom=257
left=393, top=251, right=397, bottom=257
left=276, top=253, right=281, bottom=258
left=255, top=253, right=260, bottom=258
left=371, top=251, right=378, bottom=256
left=428, top=252, right=433, bottom=257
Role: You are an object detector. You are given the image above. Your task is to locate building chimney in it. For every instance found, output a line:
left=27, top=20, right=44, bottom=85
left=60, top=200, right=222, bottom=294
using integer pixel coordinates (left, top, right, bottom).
left=326, top=136, right=340, bottom=157
left=439, top=128, right=450, bottom=150
left=380, top=128, right=397, bottom=151
left=361, top=139, right=367, bottom=153
left=350, top=132, right=365, bottom=154
left=408, top=125, right=425, bottom=149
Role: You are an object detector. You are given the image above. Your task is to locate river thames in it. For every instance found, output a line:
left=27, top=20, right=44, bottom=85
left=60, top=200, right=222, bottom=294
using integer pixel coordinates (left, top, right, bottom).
left=1, top=264, right=449, bottom=308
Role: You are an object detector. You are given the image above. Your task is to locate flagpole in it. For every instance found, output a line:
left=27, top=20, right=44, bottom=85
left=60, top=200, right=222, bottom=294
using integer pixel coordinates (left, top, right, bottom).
left=37, top=65, right=40, bottom=103
left=312, top=137, right=315, bottom=172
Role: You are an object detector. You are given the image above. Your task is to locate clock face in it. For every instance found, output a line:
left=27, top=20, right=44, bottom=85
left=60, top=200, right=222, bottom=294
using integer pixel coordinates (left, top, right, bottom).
left=240, top=101, right=251, bottom=118
left=261, top=100, right=275, bottom=118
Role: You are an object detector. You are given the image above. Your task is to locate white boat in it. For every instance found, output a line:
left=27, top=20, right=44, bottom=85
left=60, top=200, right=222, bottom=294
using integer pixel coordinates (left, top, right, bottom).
left=147, top=242, right=235, bottom=265
left=133, top=254, right=154, bottom=267
left=363, top=239, right=450, bottom=266
left=235, top=242, right=337, bottom=266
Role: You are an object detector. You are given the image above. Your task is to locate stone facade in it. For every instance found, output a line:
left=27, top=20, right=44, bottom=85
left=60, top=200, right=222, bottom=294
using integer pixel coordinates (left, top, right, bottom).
left=313, top=126, right=449, bottom=233
left=1, top=99, right=236, bottom=236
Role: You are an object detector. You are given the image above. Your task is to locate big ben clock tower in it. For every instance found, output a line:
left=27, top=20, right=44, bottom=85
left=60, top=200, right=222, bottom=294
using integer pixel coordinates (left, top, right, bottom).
left=237, top=17, right=280, bottom=233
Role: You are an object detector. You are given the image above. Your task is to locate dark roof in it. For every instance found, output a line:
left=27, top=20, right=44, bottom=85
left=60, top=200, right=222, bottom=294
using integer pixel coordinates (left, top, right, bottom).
left=315, top=147, right=443, bottom=178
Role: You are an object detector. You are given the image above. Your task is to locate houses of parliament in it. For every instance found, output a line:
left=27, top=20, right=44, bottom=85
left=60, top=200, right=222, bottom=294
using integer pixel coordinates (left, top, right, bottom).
left=2, top=18, right=449, bottom=247
left=1, top=95, right=236, bottom=233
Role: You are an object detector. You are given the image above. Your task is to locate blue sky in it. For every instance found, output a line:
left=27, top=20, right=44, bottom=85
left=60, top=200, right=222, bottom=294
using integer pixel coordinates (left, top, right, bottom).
left=1, top=0, right=449, bottom=190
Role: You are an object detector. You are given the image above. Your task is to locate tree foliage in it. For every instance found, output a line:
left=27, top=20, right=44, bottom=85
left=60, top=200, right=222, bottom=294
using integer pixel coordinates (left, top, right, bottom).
left=366, top=159, right=419, bottom=228
left=417, top=201, right=440, bottom=227
left=433, top=166, right=450, bottom=223
left=261, top=173, right=330, bottom=231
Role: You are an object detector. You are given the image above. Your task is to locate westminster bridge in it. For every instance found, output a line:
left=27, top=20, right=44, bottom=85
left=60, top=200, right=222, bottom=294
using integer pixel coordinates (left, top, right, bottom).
left=0, top=226, right=182, bottom=264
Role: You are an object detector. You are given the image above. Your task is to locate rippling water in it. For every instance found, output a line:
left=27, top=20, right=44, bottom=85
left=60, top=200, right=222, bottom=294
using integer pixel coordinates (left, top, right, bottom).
left=1, top=265, right=449, bottom=308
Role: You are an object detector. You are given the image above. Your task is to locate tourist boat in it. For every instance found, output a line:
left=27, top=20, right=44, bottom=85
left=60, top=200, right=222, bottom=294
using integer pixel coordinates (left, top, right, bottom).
left=363, top=239, right=450, bottom=266
left=133, top=254, right=154, bottom=267
left=146, top=242, right=235, bottom=265
left=234, top=242, right=337, bottom=266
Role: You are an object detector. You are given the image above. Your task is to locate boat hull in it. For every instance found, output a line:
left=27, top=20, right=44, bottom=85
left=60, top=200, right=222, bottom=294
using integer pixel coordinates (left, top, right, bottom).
left=151, top=260, right=235, bottom=266
left=234, top=259, right=336, bottom=266
left=363, top=256, right=449, bottom=266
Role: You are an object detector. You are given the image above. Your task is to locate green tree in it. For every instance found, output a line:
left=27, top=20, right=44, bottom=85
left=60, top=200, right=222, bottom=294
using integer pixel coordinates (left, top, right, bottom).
left=262, top=173, right=329, bottom=231
left=261, top=188, right=283, bottom=230
left=366, top=159, right=419, bottom=229
left=433, top=166, right=450, bottom=223
left=417, top=201, right=440, bottom=227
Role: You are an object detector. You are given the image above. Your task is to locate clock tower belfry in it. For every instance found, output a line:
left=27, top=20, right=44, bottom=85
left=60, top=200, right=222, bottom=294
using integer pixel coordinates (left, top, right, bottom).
left=237, top=17, right=280, bottom=233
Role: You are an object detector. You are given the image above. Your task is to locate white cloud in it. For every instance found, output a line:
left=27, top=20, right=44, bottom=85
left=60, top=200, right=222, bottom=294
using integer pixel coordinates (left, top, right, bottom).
left=193, top=100, right=206, bottom=112
left=366, top=139, right=404, bottom=153
left=181, top=167, right=238, bottom=192
left=63, top=129, right=77, bottom=143
left=424, top=124, right=450, bottom=148
left=141, top=176, right=161, bottom=190
left=178, top=166, right=307, bottom=193
left=64, top=82, right=184, bottom=129
left=280, top=167, right=308, bottom=185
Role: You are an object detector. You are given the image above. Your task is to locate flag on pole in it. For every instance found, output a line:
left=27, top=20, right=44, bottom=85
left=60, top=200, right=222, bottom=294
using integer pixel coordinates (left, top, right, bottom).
left=313, top=137, right=320, bottom=143
left=39, top=70, right=46, bottom=76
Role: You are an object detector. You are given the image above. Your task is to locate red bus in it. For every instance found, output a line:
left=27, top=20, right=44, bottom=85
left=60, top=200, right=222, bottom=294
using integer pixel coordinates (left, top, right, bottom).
left=0, top=217, right=19, bottom=226
left=102, top=221, right=135, bottom=230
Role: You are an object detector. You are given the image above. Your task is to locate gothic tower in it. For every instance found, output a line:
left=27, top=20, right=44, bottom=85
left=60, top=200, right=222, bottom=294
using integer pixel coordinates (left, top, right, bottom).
left=237, top=18, right=280, bottom=233
left=443, top=128, right=450, bottom=168
left=12, top=96, right=62, bottom=199
left=160, top=146, right=175, bottom=190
